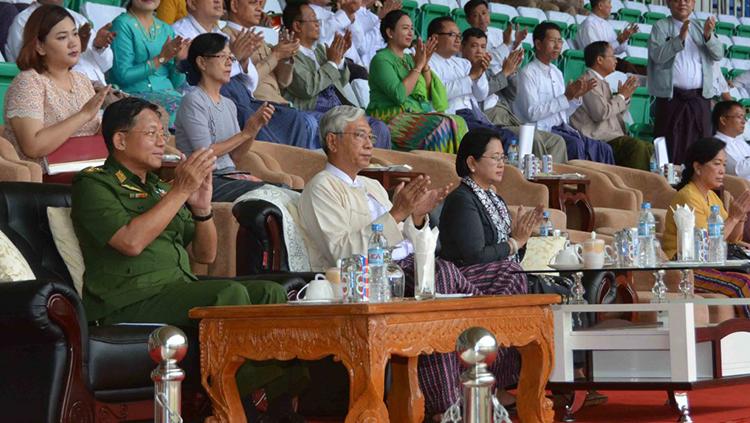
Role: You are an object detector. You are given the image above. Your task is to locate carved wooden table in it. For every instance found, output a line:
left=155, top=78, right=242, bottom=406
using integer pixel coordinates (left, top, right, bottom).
left=530, top=176, right=594, bottom=232
left=358, top=170, right=425, bottom=190
left=189, top=295, right=559, bottom=423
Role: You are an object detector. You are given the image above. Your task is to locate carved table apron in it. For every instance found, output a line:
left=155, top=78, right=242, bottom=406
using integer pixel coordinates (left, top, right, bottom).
left=189, top=294, right=559, bottom=423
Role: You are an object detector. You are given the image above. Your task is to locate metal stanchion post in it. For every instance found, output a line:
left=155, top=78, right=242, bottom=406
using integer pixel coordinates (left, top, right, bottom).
left=149, top=326, right=188, bottom=423
left=456, top=327, right=499, bottom=423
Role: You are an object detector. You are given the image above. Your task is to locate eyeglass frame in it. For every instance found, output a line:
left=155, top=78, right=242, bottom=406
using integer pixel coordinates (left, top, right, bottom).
left=119, top=129, right=170, bottom=141
left=436, top=31, right=461, bottom=38
left=480, top=154, right=509, bottom=165
left=202, top=53, right=239, bottom=64
left=333, top=131, right=377, bottom=144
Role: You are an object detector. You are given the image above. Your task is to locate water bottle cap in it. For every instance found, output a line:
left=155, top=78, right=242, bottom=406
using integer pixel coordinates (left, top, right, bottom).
left=511, top=139, right=517, bottom=145
left=641, top=202, right=651, bottom=209
left=371, top=223, right=383, bottom=231
left=542, top=211, right=549, bottom=217
left=710, top=205, right=720, bottom=213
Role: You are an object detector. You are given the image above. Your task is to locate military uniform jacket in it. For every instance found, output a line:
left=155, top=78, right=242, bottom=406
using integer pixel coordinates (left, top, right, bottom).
left=71, top=157, right=197, bottom=322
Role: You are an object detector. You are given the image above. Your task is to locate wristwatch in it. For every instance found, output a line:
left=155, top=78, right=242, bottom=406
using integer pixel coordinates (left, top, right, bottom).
left=157, top=55, right=167, bottom=65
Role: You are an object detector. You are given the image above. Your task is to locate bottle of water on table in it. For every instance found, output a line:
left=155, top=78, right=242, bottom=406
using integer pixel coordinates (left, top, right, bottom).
left=508, top=139, right=519, bottom=168
left=368, top=224, right=390, bottom=302
left=539, top=211, right=553, bottom=236
left=637, top=202, right=656, bottom=267
left=708, top=205, right=726, bottom=264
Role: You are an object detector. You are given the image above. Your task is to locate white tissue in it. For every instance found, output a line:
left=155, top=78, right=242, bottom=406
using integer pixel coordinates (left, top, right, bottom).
left=672, top=204, right=696, bottom=261
left=413, top=226, right=438, bottom=299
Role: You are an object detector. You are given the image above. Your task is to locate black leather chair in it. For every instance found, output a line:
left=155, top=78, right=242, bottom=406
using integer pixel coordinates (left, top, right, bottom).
left=0, top=182, right=307, bottom=423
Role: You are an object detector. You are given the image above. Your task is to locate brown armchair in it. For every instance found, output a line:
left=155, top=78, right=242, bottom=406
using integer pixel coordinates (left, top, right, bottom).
left=251, top=141, right=327, bottom=183
left=0, top=134, right=42, bottom=182
left=568, top=160, right=676, bottom=235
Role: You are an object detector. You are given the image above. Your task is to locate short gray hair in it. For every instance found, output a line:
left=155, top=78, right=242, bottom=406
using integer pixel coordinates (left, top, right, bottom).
left=319, top=105, right=366, bottom=153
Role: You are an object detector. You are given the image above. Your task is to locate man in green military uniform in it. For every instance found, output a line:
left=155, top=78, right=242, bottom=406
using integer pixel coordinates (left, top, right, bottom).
left=71, top=97, right=305, bottom=422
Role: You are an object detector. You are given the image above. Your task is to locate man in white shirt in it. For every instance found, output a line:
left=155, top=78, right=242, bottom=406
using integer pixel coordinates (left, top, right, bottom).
left=461, top=27, right=568, bottom=162
left=428, top=17, right=522, bottom=153
left=463, top=0, right=525, bottom=75
left=713, top=100, right=750, bottom=178
left=173, top=0, right=261, bottom=95
left=577, top=0, right=645, bottom=74
left=648, top=0, right=723, bottom=165
left=514, top=22, right=615, bottom=163
left=5, top=0, right=115, bottom=84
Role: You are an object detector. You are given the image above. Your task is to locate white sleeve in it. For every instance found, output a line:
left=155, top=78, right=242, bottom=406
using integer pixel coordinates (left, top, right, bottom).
left=473, top=71, right=490, bottom=102
left=4, top=17, right=23, bottom=61
left=230, top=61, right=259, bottom=95
left=515, top=68, right=571, bottom=123
left=430, top=58, right=472, bottom=100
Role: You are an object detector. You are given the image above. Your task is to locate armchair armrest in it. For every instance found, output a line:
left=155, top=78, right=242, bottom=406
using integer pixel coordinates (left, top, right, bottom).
left=233, top=199, right=286, bottom=273
left=0, top=280, right=87, bottom=348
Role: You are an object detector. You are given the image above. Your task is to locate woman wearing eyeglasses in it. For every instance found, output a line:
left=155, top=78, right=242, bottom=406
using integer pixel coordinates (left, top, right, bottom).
left=434, top=128, right=543, bottom=415
left=175, top=33, right=275, bottom=201
left=110, top=0, right=189, bottom=126
left=367, top=10, right=468, bottom=153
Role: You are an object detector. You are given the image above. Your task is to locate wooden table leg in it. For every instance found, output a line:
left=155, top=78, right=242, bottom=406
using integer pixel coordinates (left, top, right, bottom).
left=345, top=345, right=390, bottom=423
left=386, top=356, right=425, bottom=423
left=202, top=354, right=247, bottom=423
left=517, top=339, right=555, bottom=423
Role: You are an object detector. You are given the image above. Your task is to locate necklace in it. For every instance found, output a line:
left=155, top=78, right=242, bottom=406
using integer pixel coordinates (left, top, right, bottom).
left=46, top=71, right=75, bottom=93
left=129, top=11, right=158, bottom=42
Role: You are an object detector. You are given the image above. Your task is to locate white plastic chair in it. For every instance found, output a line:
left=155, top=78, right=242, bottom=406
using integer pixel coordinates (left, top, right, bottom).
left=741, top=17, right=750, bottom=26
left=457, top=0, right=471, bottom=7
left=263, top=0, right=283, bottom=13
left=605, top=71, right=628, bottom=93
left=575, top=14, right=589, bottom=24
left=626, top=45, right=648, bottom=59
left=718, top=14, right=741, bottom=26
left=517, top=6, right=547, bottom=22
left=561, top=39, right=571, bottom=52
left=692, top=11, right=712, bottom=21
left=489, top=3, right=518, bottom=19
left=546, top=10, right=575, bottom=26
left=82, top=2, right=125, bottom=31
left=732, top=36, right=750, bottom=47
left=610, top=20, right=630, bottom=32
left=647, top=4, right=669, bottom=14
left=653, top=137, right=669, bottom=168
left=254, top=26, right=279, bottom=45
left=718, top=34, right=734, bottom=47
left=350, top=79, right=370, bottom=109
left=428, top=0, right=456, bottom=7
left=732, top=58, right=750, bottom=70
left=610, top=0, right=624, bottom=14
left=623, top=0, right=648, bottom=14
left=636, top=23, right=652, bottom=34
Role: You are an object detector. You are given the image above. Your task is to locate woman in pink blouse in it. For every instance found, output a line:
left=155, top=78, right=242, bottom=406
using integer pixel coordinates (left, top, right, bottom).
left=3, top=5, right=109, bottom=173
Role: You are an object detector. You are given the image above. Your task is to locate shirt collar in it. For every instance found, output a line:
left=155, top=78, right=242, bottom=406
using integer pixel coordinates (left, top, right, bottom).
left=226, top=20, right=247, bottom=32
left=325, top=163, right=363, bottom=188
left=590, top=69, right=606, bottom=80
left=299, top=45, right=317, bottom=61
left=715, top=131, right=739, bottom=144
left=104, top=156, right=160, bottom=188
left=188, top=14, right=222, bottom=34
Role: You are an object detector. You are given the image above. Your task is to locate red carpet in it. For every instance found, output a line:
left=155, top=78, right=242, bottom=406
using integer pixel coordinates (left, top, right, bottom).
left=543, top=385, right=750, bottom=422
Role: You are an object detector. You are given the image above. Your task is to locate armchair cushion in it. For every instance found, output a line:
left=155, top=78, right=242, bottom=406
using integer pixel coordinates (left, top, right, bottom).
left=0, top=229, right=34, bottom=282
left=47, top=207, right=84, bottom=295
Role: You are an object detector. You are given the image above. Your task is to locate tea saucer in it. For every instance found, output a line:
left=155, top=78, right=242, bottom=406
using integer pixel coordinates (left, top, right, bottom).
left=548, top=263, right=584, bottom=271
left=288, top=299, right=340, bottom=305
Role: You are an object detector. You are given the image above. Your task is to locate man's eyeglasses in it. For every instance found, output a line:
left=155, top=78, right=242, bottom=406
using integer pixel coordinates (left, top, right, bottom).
left=437, top=32, right=461, bottom=38
left=297, top=18, right=322, bottom=24
left=481, top=154, right=509, bottom=165
left=122, top=129, right=170, bottom=141
left=203, top=53, right=238, bottom=63
left=725, top=114, right=746, bottom=120
left=334, top=131, right=377, bottom=144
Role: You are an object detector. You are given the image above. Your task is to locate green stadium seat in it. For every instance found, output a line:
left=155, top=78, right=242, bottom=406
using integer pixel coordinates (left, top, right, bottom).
left=628, top=86, right=654, bottom=140
left=490, top=12, right=510, bottom=30
left=521, top=43, right=534, bottom=67
left=546, top=20, right=569, bottom=35
left=628, top=32, right=649, bottom=47
left=0, top=63, right=21, bottom=125
left=512, top=16, right=540, bottom=32
left=616, top=8, right=642, bottom=23
left=567, top=23, right=579, bottom=41
left=643, top=11, right=666, bottom=25
left=716, top=21, right=736, bottom=36
left=561, top=49, right=585, bottom=83
left=730, top=68, right=747, bottom=79
left=728, top=44, right=750, bottom=60
left=402, top=0, right=420, bottom=25
left=736, top=24, right=750, bottom=38
left=452, top=9, right=471, bottom=32
left=418, top=3, right=451, bottom=39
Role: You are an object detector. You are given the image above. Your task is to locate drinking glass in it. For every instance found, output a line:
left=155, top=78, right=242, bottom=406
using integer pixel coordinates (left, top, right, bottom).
left=385, top=247, right=405, bottom=300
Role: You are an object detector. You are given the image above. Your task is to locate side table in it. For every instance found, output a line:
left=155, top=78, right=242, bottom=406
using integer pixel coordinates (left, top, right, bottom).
left=531, top=176, right=594, bottom=232
left=190, top=295, right=559, bottom=423
left=358, top=170, right=425, bottom=190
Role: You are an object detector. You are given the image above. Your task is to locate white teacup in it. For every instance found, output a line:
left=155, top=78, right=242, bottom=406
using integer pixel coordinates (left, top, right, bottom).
left=551, top=243, right=582, bottom=265
left=296, top=274, right=335, bottom=301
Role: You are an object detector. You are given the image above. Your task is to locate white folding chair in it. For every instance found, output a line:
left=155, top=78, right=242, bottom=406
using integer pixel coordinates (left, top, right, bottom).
left=626, top=45, right=648, bottom=59
left=741, top=17, right=750, bottom=26
left=623, top=0, right=648, bottom=14
left=636, top=23, right=652, bottom=34
left=610, top=20, right=630, bottom=32
left=692, top=11, right=712, bottom=21
left=605, top=71, right=628, bottom=93
left=82, top=2, right=125, bottom=31
left=647, top=4, right=670, bottom=14
left=429, top=0, right=456, bottom=7
left=718, top=14, right=741, bottom=26
left=718, top=34, right=734, bottom=48
left=732, top=58, right=750, bottom=70
left=610, top=0, right=624, bottom=15
left=575, top=14, right=589, bottom=24
left=732, top=36, right=750, bottom=47
left=546, top=10, right=575, bottom=26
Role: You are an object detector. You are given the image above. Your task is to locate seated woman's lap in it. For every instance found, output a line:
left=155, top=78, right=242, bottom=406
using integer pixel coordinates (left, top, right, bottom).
left=694, top=269, right=750, bottom=318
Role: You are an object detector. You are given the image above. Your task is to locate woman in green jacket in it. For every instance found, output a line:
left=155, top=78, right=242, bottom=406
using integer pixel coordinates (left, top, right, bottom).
left=367, top=10, right=467, bottom=153
left=109, top=0, right=189, bottom=125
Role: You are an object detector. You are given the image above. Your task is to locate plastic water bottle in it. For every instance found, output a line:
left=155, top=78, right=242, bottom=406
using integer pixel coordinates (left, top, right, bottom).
left=707, top=205, right=726, bottom=263
left=649, top=151, right=659, bottom=173
left=367, top=224, right=390, bottom=302
left=508, top=139, right=519, bottom=168
left=637, top=202, right=657, bottom=267
left=539, top=211, right=553, bottom=236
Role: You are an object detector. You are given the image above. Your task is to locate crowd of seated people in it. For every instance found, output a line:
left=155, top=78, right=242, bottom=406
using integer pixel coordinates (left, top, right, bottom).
left=6, top=0, right=750, bottom=420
